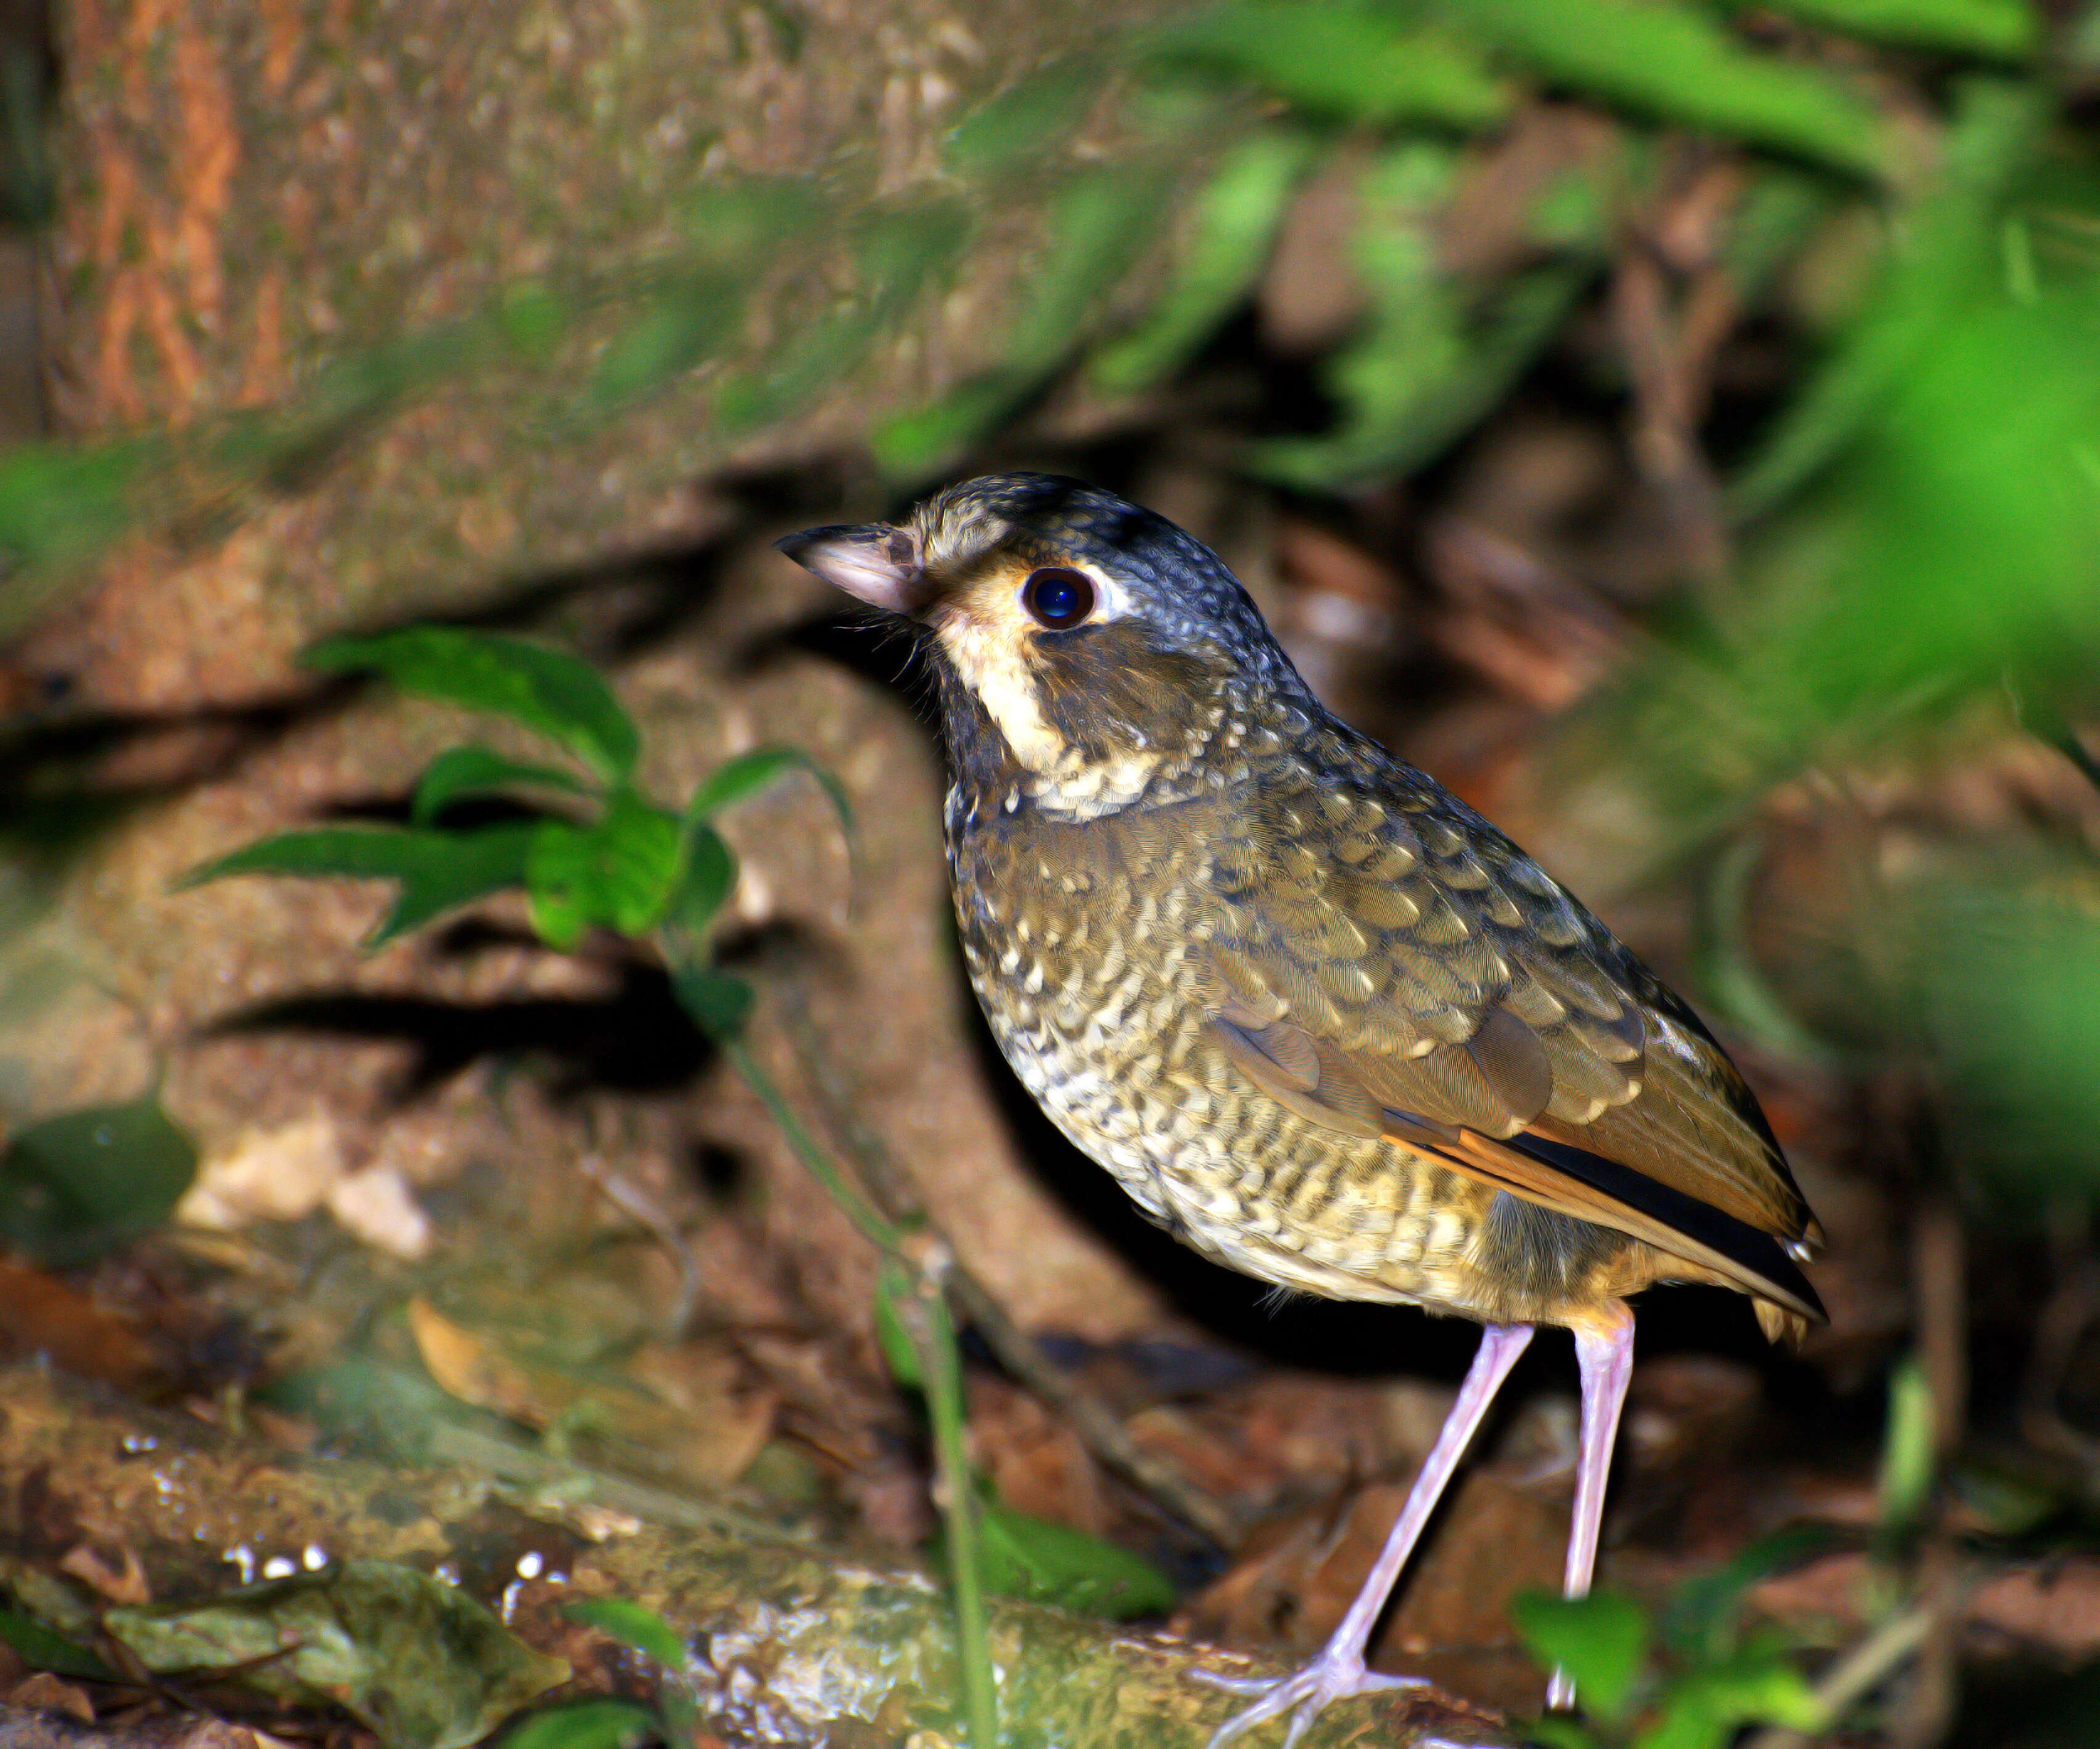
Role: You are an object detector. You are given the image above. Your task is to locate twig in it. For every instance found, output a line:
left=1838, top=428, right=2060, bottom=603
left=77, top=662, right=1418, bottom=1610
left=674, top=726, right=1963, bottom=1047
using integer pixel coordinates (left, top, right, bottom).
left=779, top=984, right=1248, bottom=1550
left=1609, top=233, right=1733, bottom=591
left=2051, top=729, right=2100, bottom=794
left=425, top=1418, right=817, bottom=1548
left=2018, top=1215, right=2100, bottom=1465
left=1742, top=1602, right=1940, bottom=1749
left=1912, top=1191, right=1969, bottom=1467
left=578, top=1154, right=706, bottom=1336
left=1694, top=827, right=1845, bottom=1072
left=1898, top=1146, right=1966, bottom=1747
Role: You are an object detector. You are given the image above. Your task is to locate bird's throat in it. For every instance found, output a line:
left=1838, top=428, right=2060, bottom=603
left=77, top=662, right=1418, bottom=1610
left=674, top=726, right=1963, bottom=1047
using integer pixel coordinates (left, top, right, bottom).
left=933, top=611, right=1168, bottom=820
left=934, top=611, right=1067, bottom=775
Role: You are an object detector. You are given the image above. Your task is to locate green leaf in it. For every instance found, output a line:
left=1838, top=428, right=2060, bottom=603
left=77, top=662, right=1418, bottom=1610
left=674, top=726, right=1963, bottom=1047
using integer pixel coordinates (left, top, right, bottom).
left=684, top=746, right=852, bottom=833
left=946, top=62, right=1099, bottom=178
left=1093, top=130, right=1314, bottom=394
left=258, top=1358, right=454, bottom=1462
left=106, top=1561, right=569, bottom=1749
left=1733, top=76, right=2046, bottom=516
left=412, top=745, right=589, bottom=826
left=1011, top=166, right=1176, bottom=369
left=668, top=825, right=737, bottom=934
left=683, top=179, right=826, bottom=264
left=1514, top=1590, right=1650, bottom=1724
left=1660, top=1525, right=1833, bottom=1661
left=502, top=1701, right=659, bottom=1749
left=306, top=627, right=639, bottom=783
left=1720, top=169, right=1832, bottom=303
left=526, top=793, right=686, bottom=951
left=496, top=285, right=571, bottom=363
left=1442, top=0, right=1897, bottom=179
left=590, top=181, right=825, bottom=411
left=1747, top=0, right=2036, bottom=59
left=0, top=432, right=158, bottom=605
left=590, top=274, right=741, bottom=412
left=873, top=1261, right=927, bottom=1389
left=549, top=1603, right=696, bottom=1749
left=1147, top=3, right=1512, bottom=128
left=668, top=962, right=753, bottom=1042
left=0, top=1094, right=196, bottom=1267
left=179, top=824, right=535, bottom=948
left=560, top=1598, right=688, bottom=1669
left=712, top=313, right=881, bottom=435
left=853, top=200, right=973, bottom=308
left=870, top=374, right=1034, bottom=484
left=972, top=1500, right=1178, bottom=1618
left=1633, top=1645, right=1826, bottom=1749
left=0, top=1607, right=117, bottom=1682
left=1255, top=252, right=1585, bottom=485
left=1525, top=1720, right=1607, bottom=1749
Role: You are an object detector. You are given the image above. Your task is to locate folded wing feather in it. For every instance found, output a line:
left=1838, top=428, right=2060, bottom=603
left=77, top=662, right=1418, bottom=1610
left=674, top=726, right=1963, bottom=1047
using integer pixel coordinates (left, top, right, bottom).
left=1205, top=774, right=1824, bottom=1326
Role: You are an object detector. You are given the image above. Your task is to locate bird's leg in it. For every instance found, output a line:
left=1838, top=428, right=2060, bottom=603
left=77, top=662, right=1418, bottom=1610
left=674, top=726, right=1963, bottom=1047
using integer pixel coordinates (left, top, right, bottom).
left=1544, top=1312, right=1636, bottom=1711
left=1197, top=1322, right=1536, bottom=1749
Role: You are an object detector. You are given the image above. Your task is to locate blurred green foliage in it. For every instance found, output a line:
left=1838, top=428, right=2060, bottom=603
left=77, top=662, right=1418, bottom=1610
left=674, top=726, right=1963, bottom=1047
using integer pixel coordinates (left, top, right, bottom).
left=14, top=1, right=2100, bottom=1724
left=1516, top=1566, right=1831, bottom=1749
left=0, top=1093, right=195, bottom=1267
left=1877, top=1352, right=1938, bottom=1531
left=0, top=0, right=2072, bottom=582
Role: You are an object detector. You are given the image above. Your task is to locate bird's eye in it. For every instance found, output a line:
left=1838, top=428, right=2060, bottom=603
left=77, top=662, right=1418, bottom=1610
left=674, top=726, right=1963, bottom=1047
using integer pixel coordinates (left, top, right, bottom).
left=1020, top=567, right=1096, bottom=630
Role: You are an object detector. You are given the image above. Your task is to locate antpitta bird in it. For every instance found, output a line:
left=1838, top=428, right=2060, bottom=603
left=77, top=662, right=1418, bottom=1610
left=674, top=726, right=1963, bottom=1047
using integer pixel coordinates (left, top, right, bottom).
left=780, top=474, right=1822, bottom=1746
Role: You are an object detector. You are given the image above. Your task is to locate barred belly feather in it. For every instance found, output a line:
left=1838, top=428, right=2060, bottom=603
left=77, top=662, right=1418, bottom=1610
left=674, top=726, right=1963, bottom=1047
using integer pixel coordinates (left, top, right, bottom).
left=948, top=773, right=1647, bottom=1326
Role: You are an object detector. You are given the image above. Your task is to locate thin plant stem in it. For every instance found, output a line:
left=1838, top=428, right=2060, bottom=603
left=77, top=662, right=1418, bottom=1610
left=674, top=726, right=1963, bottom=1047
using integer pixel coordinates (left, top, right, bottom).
left=707, top=1000, right=997, bottom=1747
left=1744, top=1600, right=1941, bottom=1749
left=909, top=1248, right=1001, bottom=1749
left=721, top=1033, right=903, bottom=1256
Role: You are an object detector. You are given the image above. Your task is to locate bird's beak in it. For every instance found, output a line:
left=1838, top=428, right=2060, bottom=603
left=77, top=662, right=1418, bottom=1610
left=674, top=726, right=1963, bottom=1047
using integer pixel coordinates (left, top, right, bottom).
left=774, top=522, right=929, bottom=616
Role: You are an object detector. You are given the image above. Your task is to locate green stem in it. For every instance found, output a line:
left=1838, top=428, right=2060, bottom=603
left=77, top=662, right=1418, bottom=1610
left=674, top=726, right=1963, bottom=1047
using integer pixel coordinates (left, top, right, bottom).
left=721, top=1035, right=904, bottom=1255
left=716, top=1019, right=995, bottom=1745
left=913, top=1253, right=1000, bottom=1749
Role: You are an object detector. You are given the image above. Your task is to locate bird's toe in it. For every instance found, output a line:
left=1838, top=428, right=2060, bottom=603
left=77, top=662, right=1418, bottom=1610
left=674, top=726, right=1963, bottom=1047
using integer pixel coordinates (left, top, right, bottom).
left=1195, top=1647, right=1429, bottom=1749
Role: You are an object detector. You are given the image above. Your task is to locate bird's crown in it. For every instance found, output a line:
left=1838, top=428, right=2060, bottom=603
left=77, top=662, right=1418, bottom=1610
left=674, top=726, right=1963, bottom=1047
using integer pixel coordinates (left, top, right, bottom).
left=779, top=474, right=1313, bottom=816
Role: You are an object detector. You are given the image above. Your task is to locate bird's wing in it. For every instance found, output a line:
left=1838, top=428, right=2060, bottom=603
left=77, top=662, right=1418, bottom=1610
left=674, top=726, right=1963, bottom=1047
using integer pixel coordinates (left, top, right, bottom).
left=1201, top=758, right=1824, bottom=1325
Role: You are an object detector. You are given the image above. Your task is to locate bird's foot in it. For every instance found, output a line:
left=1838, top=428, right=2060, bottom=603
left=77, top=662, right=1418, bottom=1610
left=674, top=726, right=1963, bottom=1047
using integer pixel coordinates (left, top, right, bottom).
left=1193, top=1647, right=1427, bottom=1749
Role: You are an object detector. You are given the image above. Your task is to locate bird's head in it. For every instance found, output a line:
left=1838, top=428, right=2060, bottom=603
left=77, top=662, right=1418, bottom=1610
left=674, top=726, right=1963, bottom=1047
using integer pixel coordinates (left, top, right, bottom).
left=779, top=473, right=1308, bottom=813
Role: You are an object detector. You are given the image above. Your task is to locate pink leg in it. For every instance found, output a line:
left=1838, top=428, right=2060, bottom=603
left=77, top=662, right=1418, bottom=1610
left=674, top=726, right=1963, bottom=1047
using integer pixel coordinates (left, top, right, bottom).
left=1199, top=1323, right=1536, bottom=1749
left=1545, top=1315, right=1636, bottom=1711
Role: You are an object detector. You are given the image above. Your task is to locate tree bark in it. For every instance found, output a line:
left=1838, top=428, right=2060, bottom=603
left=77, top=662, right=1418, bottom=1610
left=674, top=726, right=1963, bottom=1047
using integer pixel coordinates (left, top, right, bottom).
left=36, top=0, right=1170, bottom=706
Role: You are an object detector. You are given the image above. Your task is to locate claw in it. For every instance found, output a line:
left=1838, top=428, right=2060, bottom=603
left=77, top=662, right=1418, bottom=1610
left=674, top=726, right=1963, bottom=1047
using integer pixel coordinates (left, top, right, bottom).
left=1195, top=1650, right=1429, bottom=1749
